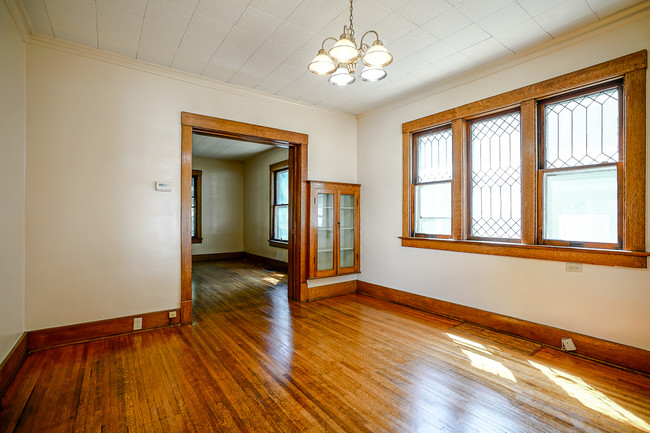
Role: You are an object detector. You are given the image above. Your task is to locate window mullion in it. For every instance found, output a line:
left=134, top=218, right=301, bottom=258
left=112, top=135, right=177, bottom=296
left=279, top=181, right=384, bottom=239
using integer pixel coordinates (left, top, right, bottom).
left=452, top=119, right=465, bottom=240
left=521, top=99, right=537, bottom=245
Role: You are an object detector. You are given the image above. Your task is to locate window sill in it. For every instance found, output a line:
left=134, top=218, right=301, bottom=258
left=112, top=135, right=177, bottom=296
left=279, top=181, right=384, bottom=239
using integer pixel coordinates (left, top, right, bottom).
left=269, top=240, right=288, bottom=249
left=192, top=237, right=203, bottom=244
left=400, top=237, right=649, bottom=268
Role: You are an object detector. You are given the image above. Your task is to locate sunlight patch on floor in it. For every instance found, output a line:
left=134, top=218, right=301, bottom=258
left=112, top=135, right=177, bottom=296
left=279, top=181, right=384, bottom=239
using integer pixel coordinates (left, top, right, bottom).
left=529, top=360, right=650, bottom=432
left=447, top=333, right=516, bottom=382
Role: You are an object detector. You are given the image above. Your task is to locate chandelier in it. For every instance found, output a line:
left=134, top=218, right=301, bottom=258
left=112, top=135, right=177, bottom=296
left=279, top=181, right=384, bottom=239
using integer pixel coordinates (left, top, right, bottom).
left=307, top=0, right=393, bottom=86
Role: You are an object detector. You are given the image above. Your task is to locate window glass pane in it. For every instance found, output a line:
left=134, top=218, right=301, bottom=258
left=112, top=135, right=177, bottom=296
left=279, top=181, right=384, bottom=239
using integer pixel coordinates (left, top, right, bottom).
left=416, top=128, right=452, bottom=183
left=276, top=169, right=289, bottom=205
left=544, top=166, right=617, bottom=243
left=415, top=182, right=451, bottom=235
left=340, top=194, right=355, bottom=268
left=545, top=87, right=619, bottom=169
left=470, top=112, right=521, bottom=239
left=274, top=205, right=289, bottom=241
left=317, top=193, right=334, bottom=271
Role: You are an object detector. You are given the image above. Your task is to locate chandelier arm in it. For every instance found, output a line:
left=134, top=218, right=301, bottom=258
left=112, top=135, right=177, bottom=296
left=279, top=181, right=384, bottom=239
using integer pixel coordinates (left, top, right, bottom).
left=359, top=30, right=380, bottom=52
left=320, top=37, right=339, bottom=51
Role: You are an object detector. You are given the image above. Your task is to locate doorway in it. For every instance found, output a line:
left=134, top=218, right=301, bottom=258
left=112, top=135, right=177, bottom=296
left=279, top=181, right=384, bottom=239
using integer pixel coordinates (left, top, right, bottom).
left=180, top=112, right=309, bottom=324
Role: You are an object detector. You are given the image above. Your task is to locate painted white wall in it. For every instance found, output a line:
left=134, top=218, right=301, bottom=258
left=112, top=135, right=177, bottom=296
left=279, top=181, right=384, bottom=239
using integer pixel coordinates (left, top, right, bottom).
left=243, top=147, right=289, bottom=263
left=191, top=157, right=244, bottom=255
left=0, top=1, right=26, bottom=361
left=357, top=12, right=650, bottom=351
left=25, top=41, right=357, bottom=331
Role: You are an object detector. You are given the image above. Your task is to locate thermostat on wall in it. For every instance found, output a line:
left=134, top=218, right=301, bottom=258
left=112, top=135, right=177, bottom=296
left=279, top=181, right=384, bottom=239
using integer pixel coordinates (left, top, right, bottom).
left=155, top=181, right=172, bottom=192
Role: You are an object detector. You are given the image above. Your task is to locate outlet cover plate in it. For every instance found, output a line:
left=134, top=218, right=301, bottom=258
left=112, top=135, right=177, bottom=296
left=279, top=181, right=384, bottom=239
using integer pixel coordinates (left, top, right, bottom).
left=133, top=317, right=143, bottom=330
left=566, top=263, right=583, bottom=272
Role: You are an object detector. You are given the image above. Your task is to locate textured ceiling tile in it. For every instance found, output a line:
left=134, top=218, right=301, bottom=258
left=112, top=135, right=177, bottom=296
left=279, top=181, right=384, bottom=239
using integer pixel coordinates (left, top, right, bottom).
left=97, top=3, right=143, bottom=58
left=248, top=0, right=302, bottom=21
left=236, top=6, right=284, bottom=39
left=477, top=3, right=531, bottom=36
left=196, top=0, right=247, bottom=26
left=377, top=0, right=411, bottom=11
left=286, top=0, right=347, bottom=32
left=373, top=12, right=418, bottom=43
left=185, top=13, right=230, bottom=42
left=444, top=23, right=490, bottom=50
left=535, top=0, right=598, bottom=36
left=202, top=60, right=240, bottom=82
left=349, top=0, right=394, bottom=29
left=228, top=69, right=266, bottom=87
left=282, top=47, right=314, bottom=69
left=269, top=22, right=316, bottom=53
left=275, top=81, right=314, bottom=99
left=265, top=63, right=305, bottom=84
left=171, top=33, right=218, bottom=74
left=461, top=37, right=512, bottom=62
left=420, top=7, right=472, bottom=39
left=516, top=0, right=571, bottom=16
left=454, top=0, right=514, bottom=21
left=387, top=27, right=438, bottom=60
left=137, top=18, right=184, bottom=65
left=211, top=42, right=256, bottom=69
left=418, top=39, right=457, bottom=63
left=240, top=52, right=285, bottom=76
left=586, top=0, right=642, bottom=17
left=45, top=0, right=97, bottom=47
left=435, top=51, right=476, bottom=73
left=20, top=0, right=53, bottom=36
left=222, top=26, right=267, bottom=54
left=145, top=0, right=197, bottom=31
left=97, top=0, right=146, bottom=16
left=399, top=0, right=453, bottom=26
left=493, top=19, right=550, bottom=52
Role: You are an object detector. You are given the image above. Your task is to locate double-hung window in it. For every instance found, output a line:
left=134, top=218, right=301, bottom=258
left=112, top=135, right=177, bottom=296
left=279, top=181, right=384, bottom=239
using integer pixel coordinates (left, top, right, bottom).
left=270, top=161, right=289, bottom=247
left=402, top=51, right=648, bottom=268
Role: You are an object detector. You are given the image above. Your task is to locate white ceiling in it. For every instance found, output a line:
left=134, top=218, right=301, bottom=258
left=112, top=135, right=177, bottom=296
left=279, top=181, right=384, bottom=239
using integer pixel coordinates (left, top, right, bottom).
left=192, top=133, right=281, bottom=160
left=19, top=0, right=645, bottom=114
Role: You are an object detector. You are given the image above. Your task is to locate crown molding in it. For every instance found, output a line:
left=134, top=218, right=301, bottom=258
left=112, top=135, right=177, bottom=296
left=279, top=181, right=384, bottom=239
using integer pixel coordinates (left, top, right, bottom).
left=4, top=0, right=32, bottom=41
left=358, top=0, right=650, bottom=121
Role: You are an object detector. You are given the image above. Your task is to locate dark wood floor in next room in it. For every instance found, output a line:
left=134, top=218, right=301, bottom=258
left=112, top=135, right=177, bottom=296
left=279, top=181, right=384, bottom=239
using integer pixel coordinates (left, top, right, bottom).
left=2, top=259, right=650, bottom=432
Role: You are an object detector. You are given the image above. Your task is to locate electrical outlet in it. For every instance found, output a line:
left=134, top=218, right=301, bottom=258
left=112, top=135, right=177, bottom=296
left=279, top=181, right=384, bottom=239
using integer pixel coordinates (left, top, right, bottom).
left=561, top=337, right=577, bottom=351
left=565, top=263, right=583, bottom=273
left=169, top=311, right=177, bottom=319
left=133, top=317, right=143, bottom=330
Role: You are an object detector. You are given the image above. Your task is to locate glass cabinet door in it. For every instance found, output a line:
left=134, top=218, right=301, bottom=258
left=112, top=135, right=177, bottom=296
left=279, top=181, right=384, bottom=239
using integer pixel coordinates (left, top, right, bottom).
left=316, top=193, right=335, bottom=271
left=339, top=194, right=355, bottom=269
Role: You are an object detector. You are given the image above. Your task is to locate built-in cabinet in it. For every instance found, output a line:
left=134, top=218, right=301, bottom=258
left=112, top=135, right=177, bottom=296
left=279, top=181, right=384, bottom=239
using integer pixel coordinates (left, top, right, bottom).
left=308, top=181, right=360, bottom=278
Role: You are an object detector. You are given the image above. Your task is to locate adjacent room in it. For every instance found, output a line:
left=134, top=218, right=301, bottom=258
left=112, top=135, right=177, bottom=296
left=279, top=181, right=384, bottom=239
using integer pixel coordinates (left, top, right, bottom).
left=1, top=0, right=649, bottom=431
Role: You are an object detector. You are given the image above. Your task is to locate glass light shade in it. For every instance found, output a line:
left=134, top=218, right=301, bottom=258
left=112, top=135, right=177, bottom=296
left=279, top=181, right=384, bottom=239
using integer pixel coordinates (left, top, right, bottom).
left=360, top=65, right=387, bottom=82
left=328, top=36, right=359, bottom=63
left=362, top=41, right=393, bottom=67
left=328, top=64, right=355, bottom=86
left=307, top=49, right=336, bottom=75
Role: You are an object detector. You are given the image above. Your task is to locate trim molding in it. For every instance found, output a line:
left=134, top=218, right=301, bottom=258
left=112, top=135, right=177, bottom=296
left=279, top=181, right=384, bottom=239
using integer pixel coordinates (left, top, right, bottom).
left=192, top=252, right=244, bottom=262
left=357, top=281, right=650, bottom=375
left=0, top=333, right=27, bottom=397
left=27, top=309, right=181, bottom=352
left=244, top=252, right=288, bottom=272
left=306, top=280, right=358, bottom=301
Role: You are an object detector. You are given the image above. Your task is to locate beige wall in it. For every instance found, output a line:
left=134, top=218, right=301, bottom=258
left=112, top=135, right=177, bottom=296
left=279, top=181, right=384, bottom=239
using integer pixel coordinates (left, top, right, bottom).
left=191, top=157, right=244, bottom=255
left=243, top=147, right=289, bottom=263
left=357, top=11, right=650, bottom=351
left=24, top=40, right=357, bottom=331
left=0, top=2, right=26, bottom=361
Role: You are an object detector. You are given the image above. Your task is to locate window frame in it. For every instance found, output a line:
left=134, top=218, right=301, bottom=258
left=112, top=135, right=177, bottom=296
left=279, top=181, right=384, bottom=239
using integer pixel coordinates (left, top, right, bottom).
left=269, top=160, right=289, bottom=248
left=412, top=125, right=453, bottom=239
left=191, top=169, right=202, bottom=244
left=401, top=50, right=649, bottom=268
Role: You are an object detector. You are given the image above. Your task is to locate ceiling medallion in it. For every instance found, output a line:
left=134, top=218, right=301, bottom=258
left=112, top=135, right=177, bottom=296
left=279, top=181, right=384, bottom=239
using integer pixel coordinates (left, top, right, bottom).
left=307, top=0, right=393, bottom=86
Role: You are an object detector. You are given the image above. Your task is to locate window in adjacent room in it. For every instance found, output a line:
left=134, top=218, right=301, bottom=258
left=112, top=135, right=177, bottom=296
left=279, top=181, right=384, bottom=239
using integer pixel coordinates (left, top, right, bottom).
left=191, top=169, right=202, bottom=243
left=270, top=161, right=289, bottom=247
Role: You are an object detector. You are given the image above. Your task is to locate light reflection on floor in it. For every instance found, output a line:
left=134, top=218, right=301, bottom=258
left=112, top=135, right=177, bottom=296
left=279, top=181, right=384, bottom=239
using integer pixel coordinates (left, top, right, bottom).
left=529, top=360, right=650, bottom=432
left=447, top=333, right=516, bottom=382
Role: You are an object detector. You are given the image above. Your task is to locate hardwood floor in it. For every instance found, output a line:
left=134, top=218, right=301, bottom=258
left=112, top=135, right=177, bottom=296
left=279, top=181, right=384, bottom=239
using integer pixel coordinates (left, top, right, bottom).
left=2, top=259, right=650, bottom=432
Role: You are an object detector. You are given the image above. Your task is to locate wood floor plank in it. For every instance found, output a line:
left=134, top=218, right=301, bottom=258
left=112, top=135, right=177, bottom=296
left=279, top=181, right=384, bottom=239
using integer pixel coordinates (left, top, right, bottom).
left=2, top=259, right=650, bottom=432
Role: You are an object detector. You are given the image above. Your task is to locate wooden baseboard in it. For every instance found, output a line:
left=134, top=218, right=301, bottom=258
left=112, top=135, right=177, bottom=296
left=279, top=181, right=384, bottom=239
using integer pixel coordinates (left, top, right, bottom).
left=0, top=333, right=27, bottom=397
left=244, top=252, right=288, bottom=272
left=306, top=280, right=357, bottom=301
left=357, top=281, right=650, bottom=375
left=192, top=252, right=244, bottom=262
left=27, top=308, right=181, bottom=351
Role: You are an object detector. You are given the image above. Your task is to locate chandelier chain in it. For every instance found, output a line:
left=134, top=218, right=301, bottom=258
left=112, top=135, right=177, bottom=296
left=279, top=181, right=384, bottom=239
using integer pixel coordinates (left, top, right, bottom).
left=348, top=0, right=355, bottom=37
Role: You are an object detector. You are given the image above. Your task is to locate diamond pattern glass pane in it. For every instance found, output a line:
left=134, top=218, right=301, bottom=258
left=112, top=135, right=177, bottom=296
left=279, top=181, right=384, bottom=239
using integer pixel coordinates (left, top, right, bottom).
left=470, top=112, right=522, bottom=239
left=545, top=87, right=619, bottom=169
left=416, top=128, right=452, bottom=183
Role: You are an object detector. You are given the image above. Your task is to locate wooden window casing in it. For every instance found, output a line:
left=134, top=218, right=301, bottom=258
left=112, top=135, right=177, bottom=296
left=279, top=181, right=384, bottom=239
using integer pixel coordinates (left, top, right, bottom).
left=401, top=50, right=649, bottom=268
left=191, top=170, right=202, bottom=244
left=269, top=160, right=289, bottom=248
